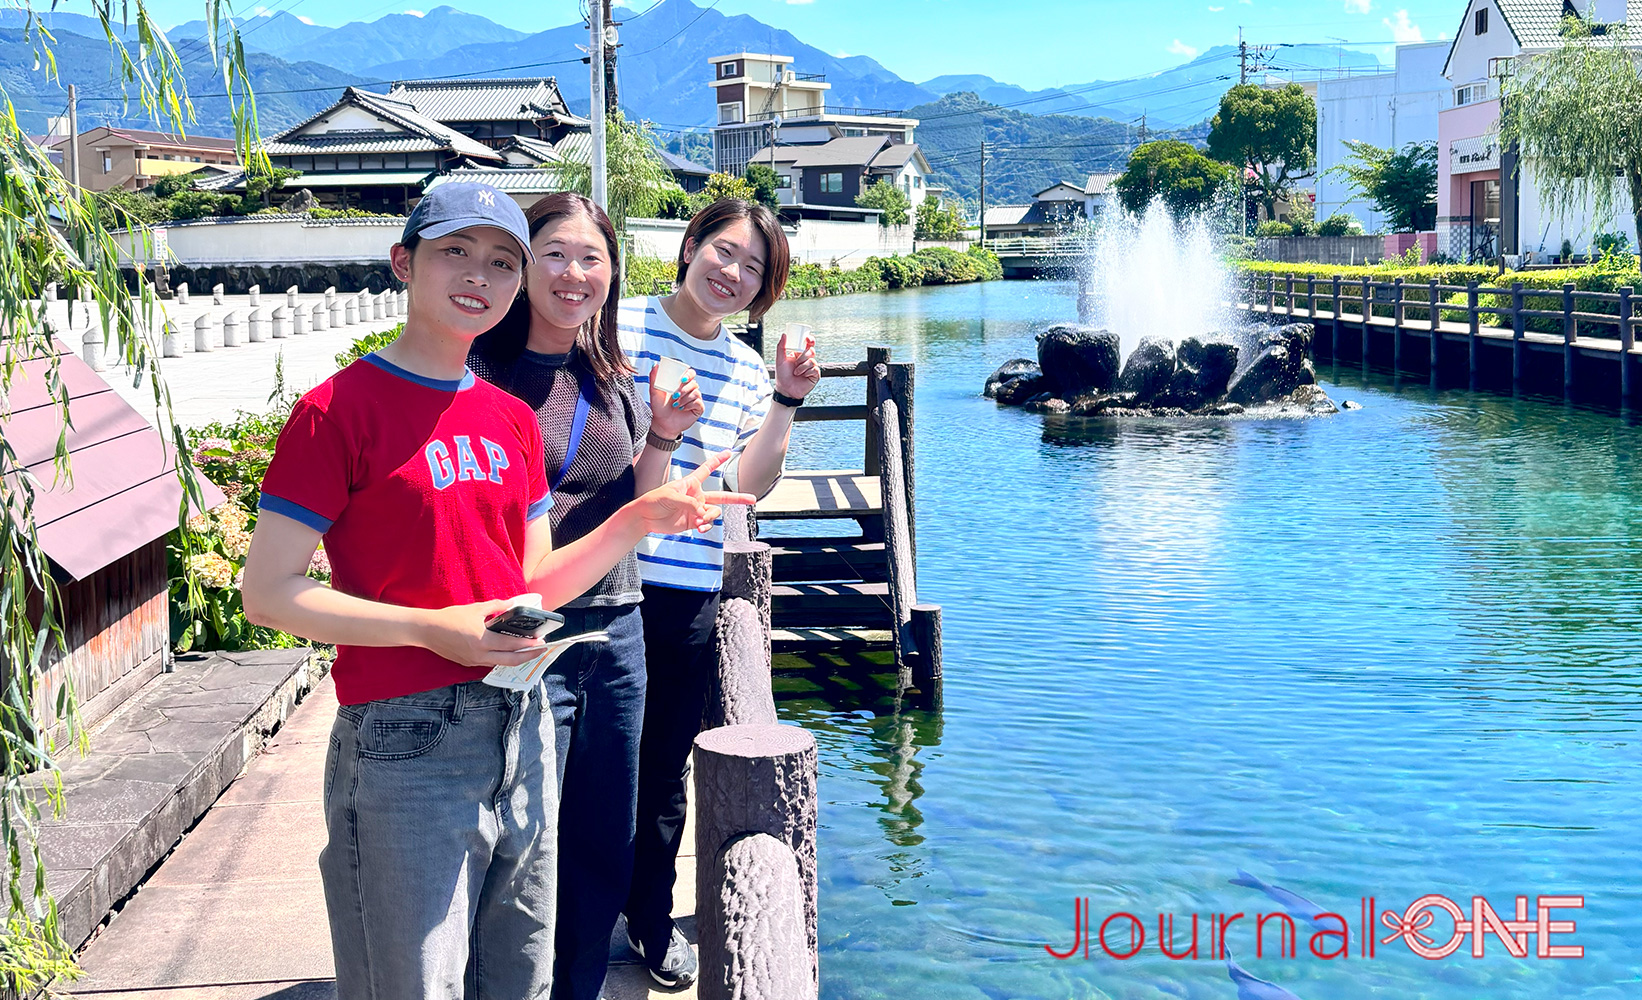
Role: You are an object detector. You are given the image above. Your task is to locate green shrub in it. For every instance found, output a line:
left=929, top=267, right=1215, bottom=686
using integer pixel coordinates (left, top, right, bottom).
left=335, top=324, right=402, bottom=369
left=653, top=188, right=692, bottom=221
left=966, top=244, right=1003, bottom=280
left=308, top=207, right=398, bottom=220
left=1594, top=231, right=1631, bottom=256
left=1255, top=220, right=1295, bottom=237
left=1317, top=212, right=1359, bottom=237
left=623, top=255, right=678, bottom=297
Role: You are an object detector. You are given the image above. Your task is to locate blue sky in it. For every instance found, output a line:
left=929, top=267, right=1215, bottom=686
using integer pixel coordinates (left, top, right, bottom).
left=179, top=0, right=1467, bottom=89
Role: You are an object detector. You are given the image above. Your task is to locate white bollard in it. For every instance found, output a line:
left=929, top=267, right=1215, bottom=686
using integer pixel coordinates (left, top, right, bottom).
left=331, top=300, right=344, bottom=327
left=271, top=306, right=288, bottom=339
left=176, top=282, right=189, bottom=305
left=82, top=328, right=104, bottom=372
left=194, top=315, right=214, bottom=352
left=212, top=283, right=225, bottom=305
left=222, top=311, right=242, bottom=347
left=293, top=305, right=309, bottom=335
left=248, top=308, right=265, bottom=343
left=312, top=303, right=328, bottom=332
left=372, top=293, right=385, bottom=321
left=385, top=292, right=397, bottom=319
left=287, top=285, right=299, bottom=310
left=46, top=282, right=60, bottom=302
left=324, top=286, right=337, bottom=308
left=78, top=283, right=93, bottom=303
left=344, top=298, right=358, bottom=325
left=248, top=284, right=261, bottom=306
left=163, top=320, right=184, bottom=358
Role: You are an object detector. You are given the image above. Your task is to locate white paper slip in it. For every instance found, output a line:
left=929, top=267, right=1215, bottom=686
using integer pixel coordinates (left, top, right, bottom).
left=482, top=630, right=611, bottom=691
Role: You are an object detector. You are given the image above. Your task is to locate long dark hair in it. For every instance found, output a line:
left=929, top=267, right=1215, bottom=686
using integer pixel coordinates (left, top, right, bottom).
left=676, top=199, right=791, bottom=321
left=472, top=192, right=629, bottom=382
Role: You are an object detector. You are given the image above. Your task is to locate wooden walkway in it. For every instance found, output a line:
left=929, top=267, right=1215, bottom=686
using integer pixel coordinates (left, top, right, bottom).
left=1238, top=271, right=1642, bottom=402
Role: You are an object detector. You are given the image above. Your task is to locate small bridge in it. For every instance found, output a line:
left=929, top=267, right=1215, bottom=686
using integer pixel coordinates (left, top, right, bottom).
left=986, top=236, right=1086, bottom=279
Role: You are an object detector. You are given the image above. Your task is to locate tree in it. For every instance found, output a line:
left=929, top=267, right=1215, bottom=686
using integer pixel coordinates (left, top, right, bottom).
left=743, top=162, right=779, bottom=210
left=1207, top=82, right=1317, bottom=222
left=915, top=195, right=966, bottom=241
left=549, top=112, right=672, bottom=231
left=1, top=1, right=255, bottom=988
left=1112, top=140, right=1232, bottom=217
left=856, top=178, right=910, bottom=227
left=1499, top=15, right=1642, bottom=263
left=1331, top=140, right=1437, bottom=233
left=243, top=165, right=301, bottom=209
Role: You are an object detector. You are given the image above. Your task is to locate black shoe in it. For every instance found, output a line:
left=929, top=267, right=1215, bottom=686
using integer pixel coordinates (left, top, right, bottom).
left=626, top=922, right=697, bottom=989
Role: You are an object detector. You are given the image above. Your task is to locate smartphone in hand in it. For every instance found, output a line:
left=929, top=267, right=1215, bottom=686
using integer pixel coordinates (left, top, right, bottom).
left=483, top=605, right=565, bottom=641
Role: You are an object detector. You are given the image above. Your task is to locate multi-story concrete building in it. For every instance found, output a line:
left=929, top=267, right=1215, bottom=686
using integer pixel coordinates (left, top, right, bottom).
left=40, top=125, right=238, bottom=193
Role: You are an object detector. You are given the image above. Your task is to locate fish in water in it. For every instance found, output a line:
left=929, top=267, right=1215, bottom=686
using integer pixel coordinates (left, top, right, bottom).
left=1229, top=869, right=1330, bottom=928
left=1226, top=951, right=1303, bottom=1000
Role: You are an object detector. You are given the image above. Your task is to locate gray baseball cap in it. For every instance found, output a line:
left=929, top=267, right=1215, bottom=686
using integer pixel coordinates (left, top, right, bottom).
left=403, top=183, right=533, bottom=262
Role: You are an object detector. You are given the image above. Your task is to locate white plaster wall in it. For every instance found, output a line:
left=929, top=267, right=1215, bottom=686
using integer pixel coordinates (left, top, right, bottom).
left=1446, top=0, right=1516, bottom=85
left=628, top=217, right=912, bottom=268
left=305, top=105, right=395, bottom=135
left=115, top=217, right=405, bottom=266
left=1516, top=159, right=1639, bottom=256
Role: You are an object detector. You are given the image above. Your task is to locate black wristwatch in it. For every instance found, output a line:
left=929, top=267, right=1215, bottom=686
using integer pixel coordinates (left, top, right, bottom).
left=772, top=389, right=806, bottom=408
left=646, top=430, right=683, bottom=452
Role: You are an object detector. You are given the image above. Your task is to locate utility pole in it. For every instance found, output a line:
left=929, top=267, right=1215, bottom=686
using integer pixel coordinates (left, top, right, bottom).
left=1239, top=28, right=1248, bottom=84
left=602, top=0, right=619, bottom=118
left=66, top=83, right=81, bottom=190
left=978, top=140, right=988, bottom=247
left=1137, top=113, right=1149, bottom=144
left=589, top=0, right=608, bottom=210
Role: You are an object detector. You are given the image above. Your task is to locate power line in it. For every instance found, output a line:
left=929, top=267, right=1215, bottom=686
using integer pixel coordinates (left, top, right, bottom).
left=627, top=0, right=723, bottom=57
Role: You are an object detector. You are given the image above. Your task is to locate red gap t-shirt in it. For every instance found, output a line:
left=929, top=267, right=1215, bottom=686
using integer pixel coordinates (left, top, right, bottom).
left=259, top=353, right=552, bottom=705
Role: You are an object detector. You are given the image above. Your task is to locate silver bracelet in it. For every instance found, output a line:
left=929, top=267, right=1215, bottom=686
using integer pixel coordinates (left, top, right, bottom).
left=646, top=430, right=683, bottom=452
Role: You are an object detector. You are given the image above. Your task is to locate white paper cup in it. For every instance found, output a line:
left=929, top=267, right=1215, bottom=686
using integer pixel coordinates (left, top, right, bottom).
left=785, top=324, right=813, bottom=359
left=653, top=356, right=691, bottom=388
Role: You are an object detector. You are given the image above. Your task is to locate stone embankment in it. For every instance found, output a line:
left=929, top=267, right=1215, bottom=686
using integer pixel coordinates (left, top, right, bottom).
left=986, top=321, right=1339, bottom=417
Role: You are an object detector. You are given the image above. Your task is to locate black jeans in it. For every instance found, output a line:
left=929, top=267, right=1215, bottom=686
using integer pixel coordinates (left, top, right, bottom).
left=542, top=603, right=647, bottom=1000
left=624, top=584, right=721, bottom=954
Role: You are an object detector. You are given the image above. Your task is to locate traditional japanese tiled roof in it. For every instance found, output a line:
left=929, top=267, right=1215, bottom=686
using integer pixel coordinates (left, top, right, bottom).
left=658, top=149, right=712, bottom=176
left=1083, top=172, right=1121, bottom=196
left=1444, top=0, right=1642, bottom=76
left=427, top=167, right=562, bottom=194
left=500, top=135, right=566, bottom=165
left=982, top=204, right=1032, bottom=227
left=262, top=88, right=501, bottom=162
left=386, top=78, right=577, bottom=125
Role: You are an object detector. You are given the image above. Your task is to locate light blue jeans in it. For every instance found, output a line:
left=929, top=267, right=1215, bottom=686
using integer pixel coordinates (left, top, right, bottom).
left=319, top=679, right=558, bottom=1000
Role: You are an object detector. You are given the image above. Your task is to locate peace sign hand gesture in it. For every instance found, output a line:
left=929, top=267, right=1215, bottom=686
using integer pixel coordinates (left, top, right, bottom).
left=628, top=451, right=755, bottom=535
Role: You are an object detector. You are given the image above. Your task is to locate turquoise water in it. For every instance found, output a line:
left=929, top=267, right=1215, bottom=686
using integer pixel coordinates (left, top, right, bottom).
left=758, top=281, right=1642, bottom=1000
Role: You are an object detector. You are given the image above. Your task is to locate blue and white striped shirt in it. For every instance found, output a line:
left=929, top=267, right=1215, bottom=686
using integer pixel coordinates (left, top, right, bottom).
left=618, top=295, right=778, bottom=592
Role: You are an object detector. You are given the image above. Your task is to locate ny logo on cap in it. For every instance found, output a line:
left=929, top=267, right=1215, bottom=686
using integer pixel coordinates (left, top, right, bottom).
left=477, top=190, right=496, bottom=207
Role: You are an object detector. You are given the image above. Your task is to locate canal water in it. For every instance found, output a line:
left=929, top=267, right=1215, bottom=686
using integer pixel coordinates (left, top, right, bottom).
left=758, top=280, right=1642, bottom=1000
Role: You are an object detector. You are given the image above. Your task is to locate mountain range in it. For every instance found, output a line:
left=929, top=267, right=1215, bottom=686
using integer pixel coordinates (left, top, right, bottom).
left=0, top=0, right=1383, bottom=205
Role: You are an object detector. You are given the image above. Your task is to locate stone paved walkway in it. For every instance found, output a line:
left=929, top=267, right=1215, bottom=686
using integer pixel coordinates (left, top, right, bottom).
left=65, top=672, right=698, bottom=1000
left=42, top=293, right=402, bottom=431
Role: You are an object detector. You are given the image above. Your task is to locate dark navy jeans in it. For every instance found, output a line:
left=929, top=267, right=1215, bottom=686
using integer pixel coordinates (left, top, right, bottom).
left=541, top=602, right=647, bottom=1000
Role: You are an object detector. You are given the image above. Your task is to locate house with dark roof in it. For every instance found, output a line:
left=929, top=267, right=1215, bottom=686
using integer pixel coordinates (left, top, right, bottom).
left=1439, top=0, right=1637, bottom=261
left=384, top=78, right=587, bottom=149
left=658, top=149, right=713, bottom=193
left=749, top=135, right=934, bottom=217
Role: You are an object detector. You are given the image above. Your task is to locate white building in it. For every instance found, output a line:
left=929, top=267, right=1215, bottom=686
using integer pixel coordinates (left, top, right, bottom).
left=1315, top=41, right=1450, bottom=232
left=1440, top=0, right=1636, bottom=261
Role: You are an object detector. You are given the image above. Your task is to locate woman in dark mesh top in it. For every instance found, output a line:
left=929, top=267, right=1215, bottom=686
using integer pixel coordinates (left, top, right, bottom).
left=468, top=193, right=705, bottom=1000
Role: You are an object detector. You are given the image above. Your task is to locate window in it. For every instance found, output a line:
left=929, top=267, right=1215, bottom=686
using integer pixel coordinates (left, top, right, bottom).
left=1475, top=7, right=1487, bottom=34
left=102, top=155, right=112, bottom=173
left=821, top=172, right=843, bottom=194
left=841, top=128, right=866, bottom=137
left=776, top=174, right=792, bottom=189
left=718, top=102, right=744, bottom=125
left=360, top=155, right=386, bottom=171
left=720, top=61, right=738, bottom=78
left=1454, top=83, right=1489, bottom=106
left=914, top=175, right=922, bottom=188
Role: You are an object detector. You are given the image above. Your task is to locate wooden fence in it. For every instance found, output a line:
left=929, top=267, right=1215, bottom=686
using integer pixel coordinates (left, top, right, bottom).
left=1236, top=270, right=1642, bottom=402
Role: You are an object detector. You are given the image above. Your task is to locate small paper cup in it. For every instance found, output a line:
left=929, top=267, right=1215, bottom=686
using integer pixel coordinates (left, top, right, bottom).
left=653, top=356, right=691, bottom=387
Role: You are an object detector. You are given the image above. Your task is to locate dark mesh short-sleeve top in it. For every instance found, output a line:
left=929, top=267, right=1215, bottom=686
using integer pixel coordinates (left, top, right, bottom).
left=469, top=345, right=649, bottom=607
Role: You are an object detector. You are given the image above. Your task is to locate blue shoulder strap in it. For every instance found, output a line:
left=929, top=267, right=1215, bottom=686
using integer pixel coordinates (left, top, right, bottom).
left=553, top=372, right=597, bottom=491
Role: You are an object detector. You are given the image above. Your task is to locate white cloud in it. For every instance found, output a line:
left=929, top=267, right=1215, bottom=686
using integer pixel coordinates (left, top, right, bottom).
left=403, top=8, right=425, bottom=15
left=297, top=14, right=315, bottom=23
left=1208, top=5, right=1224, bottom=10
left=1344, top=0, right=1371, bottom=12
left=1168, top=38, right=1199, bottom=58
left=834, top=50, right=852, bottom=58
left=1383, top=8, right=1423, bottom=42
left=784, top=0, right=814, bottom=5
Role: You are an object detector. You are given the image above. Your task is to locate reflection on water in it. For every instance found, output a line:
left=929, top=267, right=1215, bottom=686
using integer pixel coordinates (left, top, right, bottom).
left=757, top=282, right=1642, bottom=999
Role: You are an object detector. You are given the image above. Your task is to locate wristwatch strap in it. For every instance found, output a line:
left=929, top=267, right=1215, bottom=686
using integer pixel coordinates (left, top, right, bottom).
left=772, top=389, right=806, bottom=408
left=646, top=429, right=683, bottom=452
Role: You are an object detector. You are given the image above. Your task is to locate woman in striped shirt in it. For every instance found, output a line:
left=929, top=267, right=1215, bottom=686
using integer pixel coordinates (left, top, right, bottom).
left=616, top=199, right=818, bottom=987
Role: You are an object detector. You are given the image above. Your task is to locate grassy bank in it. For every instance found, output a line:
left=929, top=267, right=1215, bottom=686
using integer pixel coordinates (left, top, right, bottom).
left=623, top=245, right=1002, bottom=299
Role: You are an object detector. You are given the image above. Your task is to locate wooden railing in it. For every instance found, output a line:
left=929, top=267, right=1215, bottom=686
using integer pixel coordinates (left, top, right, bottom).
left=1234, top=269, right=1641, bottom=401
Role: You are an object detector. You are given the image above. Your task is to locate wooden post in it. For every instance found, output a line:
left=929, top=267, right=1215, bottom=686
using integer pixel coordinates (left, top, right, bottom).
left=1467, top=282, right=1480, bottom=390
left=694, top=725, right=819, bottom=1000
left=1562, top=282, right=1576, bottom=399
left=1392, top=278, right=1405, bottom=371
left=1428, top=278, right=1441, bottom=374
left=1284, top=272, right=1294, bottom=317
left=910, top=604, right=943, bottom=700
left=1511, top=281, right=1525, bottom=392
left=878, top=390, right=918, bottom=690
left=1306, top=275, right=1316, bottom=317
left=1267, top=274, right=1276, bottom=313
left=886, top=361, right=916, bottom=563
left=1361, top=278, right=1371, bottom=367
left=722, top=540, right=773, bottom=670
left=864, top=346, right=890, bottom=476
left=1331, top=275, right=1342, bottom=356
left=1621, top=287, right=1634, bottom=405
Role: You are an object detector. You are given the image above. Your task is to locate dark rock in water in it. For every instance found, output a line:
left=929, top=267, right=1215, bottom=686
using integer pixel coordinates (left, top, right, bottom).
left=993, top=374, right=1049, bottom=405
left=1342, top=400, right=1362, bottom=410
left=1070, top=390, right=1139, bottom=415
left=1157, top=337, right=1238, bottom=410
left=1226, top=323, right=1317, bottom=406
left=1284, top=383, right=1339, bottom=415
left=1201, top=401, right=1246, bottom=416
left=1118, top=336, right=1177, bottom=401
left=1023, top=396, right=1071, bottom=414
left=1036, top=325, right=1122, bottom=396
left=983, top=358, right=1041, bottom=398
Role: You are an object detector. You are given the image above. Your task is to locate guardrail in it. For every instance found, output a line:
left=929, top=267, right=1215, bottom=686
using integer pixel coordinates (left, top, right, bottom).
left=986, top=236, right=1087, bottom=258
left=1236, top=269, right=1642, bottom=402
